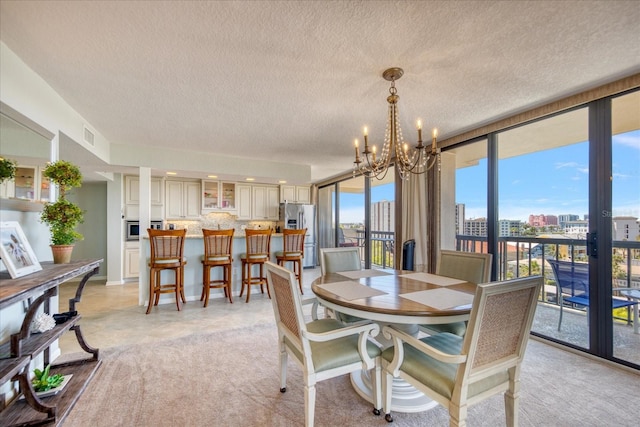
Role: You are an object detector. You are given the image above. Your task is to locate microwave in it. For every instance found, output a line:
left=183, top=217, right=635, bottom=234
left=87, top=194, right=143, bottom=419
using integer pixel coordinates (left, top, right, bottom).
left=126, top=220, right=163, bottom=241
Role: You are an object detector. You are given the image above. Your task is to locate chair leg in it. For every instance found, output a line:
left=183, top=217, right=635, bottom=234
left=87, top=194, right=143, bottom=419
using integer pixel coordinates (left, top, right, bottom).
left=371, top=363, right=382, bottom=416
left=305, top=382, right=317, bottom=427
left=146, top=267, right=155, bottom=314
left=504, top=371, right=519, bottom=427
left=557, top=295, right=564, bottom=331
left=449, top=401, right=467, bottom=427
left=174, top=268, right=182, bottom=312
left=383, top=370, right=393, bottom=422
left=225, top=264, right=233, bottom=303
left=297, top=259, right=303, bottom=294
left=240, top=261, right=246, bottom=297
left=245, top=262, right=252, bottom=303
left=179, top=266, right=187, bottom=303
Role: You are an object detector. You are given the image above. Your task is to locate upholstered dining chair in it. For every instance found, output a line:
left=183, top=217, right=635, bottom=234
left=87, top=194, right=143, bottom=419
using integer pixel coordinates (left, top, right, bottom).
left=275, top=228, right=306, bottom=294
left=381, top=275, right=542, bottom=426
left=146, top=228, right=187, bottom=314
left=420, top=250, right=493, bottom=337
left=265, top=261, right=382, bottom=427
left=239, top=228, right=272, bottom=302
left=201, top=228, right=234, bottom=306
left=319, top=247, right=365, bottom=323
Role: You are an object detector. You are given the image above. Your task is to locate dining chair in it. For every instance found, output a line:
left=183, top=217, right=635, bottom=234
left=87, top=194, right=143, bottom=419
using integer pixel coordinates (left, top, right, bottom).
left=201, top=228, right=234, bottom=306
left=319, top=247, right=365, bottom=323
left=420, top=250, right=493, bottom=337
left=381, top=275, right=542, bottom=425
left=239, top=228, right=272, bottom=302
left=319, top=247, right=361, bottom=275
left=146, top=228, right=187, bottom=314
left=275, top=228, right=306, bottom=294
left=265, top=261, right=382, bottom=427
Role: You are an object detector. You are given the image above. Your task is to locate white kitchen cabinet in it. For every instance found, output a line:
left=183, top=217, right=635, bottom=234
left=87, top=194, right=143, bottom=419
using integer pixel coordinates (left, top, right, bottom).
left=124, top=242, right=140, bottom=278
left=0, top=165, right=51, bottom=202
left=279, top=185, right=310, bottom=204
left=236, top=184, right=252, bottom=220
left=202, top=180, right=236, bottom=212
left=252, top=185, right=279, bottom=220
left=124, top=176, right=164, bottom=219
left=165, top=180, right=201, bottom=219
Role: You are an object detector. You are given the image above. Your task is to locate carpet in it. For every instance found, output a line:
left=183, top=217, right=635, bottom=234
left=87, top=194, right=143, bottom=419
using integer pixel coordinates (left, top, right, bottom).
left=63, top=323, right=639, bottom=426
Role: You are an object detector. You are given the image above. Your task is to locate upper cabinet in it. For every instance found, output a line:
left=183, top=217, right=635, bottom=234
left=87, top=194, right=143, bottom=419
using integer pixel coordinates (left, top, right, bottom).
left=252, top=185, right=279, bottom=220
left=165, top=180, right=201, bottom=219
left=202, top=180, right=236, bottom=212
left=236, top=184, right=252, bottom=220
left=124, top=176, right=164, bottom=219
left=279, top=185, right=310, bottom=204
left=0, top=165, right=50, bottom=202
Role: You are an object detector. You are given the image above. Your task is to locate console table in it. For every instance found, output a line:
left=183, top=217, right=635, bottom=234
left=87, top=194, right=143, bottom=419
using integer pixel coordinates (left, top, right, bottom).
left=0, top=259, right=102, bottom=426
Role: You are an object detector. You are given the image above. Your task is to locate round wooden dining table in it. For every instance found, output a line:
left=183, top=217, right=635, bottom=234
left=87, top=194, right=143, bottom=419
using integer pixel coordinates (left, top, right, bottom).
left=311, top=269, right=477, bottom=413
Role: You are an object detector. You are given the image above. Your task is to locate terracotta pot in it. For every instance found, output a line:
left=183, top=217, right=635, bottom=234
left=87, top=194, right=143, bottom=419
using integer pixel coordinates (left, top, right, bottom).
left=51, top=245, right=74, bottom=264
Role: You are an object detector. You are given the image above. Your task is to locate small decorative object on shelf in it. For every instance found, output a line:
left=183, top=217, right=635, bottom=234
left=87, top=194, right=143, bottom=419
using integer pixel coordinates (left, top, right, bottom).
left=0, top=157, right=17, bottom=183
left=32, top=364, right=64, bottom=393
left=40, top=160, right=84, bottom=263
left=29, top=312, right=56, bottom=333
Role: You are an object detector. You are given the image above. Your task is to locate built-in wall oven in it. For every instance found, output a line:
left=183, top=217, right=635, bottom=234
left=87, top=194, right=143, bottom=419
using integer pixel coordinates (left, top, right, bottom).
left=126, top=220, right=163, bottom=241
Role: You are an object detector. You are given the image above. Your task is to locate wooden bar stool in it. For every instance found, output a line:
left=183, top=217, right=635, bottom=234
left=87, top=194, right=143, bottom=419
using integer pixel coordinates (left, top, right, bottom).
left=239, top=228, right=272, bottom=303
left=146, top=228, right=187, bottom=314
left=275, top=228, right=306, bottom=294
left=201, top=228, right=234, bottom=306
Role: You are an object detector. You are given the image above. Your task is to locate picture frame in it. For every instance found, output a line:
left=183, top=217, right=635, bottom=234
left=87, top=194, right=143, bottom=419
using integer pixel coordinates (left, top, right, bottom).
left=0, top=221, right=42, bottom=278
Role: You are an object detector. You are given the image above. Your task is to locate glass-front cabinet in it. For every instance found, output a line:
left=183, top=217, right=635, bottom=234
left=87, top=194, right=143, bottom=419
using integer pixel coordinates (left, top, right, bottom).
left=0, top=165, right=50, bottom=202
left=202, top=180, right=236, bottom=211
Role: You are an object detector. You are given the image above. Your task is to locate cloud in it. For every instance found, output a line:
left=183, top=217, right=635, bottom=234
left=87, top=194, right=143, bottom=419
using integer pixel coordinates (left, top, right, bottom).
left=555, top=162, right=579, bottom=169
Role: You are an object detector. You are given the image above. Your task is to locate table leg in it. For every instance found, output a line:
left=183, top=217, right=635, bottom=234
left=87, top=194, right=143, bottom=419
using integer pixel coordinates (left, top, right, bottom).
left=351, top=323, right=439, bottom=413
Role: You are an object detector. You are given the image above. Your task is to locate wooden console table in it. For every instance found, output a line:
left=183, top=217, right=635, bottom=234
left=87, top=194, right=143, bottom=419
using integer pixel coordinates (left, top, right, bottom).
left=0, top=259, right=103, bottom=426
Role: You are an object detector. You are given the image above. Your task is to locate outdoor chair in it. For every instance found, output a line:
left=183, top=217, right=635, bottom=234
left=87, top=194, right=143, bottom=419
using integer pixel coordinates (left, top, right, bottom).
left=381, top=276, right=542, bottom=426
left=420, top=250, right=493, bottom=337
left=547, top=259, right=638, bottom=331
left=265, top=261, right=382, bottom=427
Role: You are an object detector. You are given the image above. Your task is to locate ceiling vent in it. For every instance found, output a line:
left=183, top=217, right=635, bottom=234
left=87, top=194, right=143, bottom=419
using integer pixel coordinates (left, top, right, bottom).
left=83, top=125, right=95, bottom=146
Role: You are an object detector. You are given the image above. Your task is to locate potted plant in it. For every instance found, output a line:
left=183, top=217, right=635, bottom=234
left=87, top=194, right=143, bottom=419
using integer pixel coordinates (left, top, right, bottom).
left=0, top=157, right=17, bottom=184
left=40, top=160, right=84, bottom=263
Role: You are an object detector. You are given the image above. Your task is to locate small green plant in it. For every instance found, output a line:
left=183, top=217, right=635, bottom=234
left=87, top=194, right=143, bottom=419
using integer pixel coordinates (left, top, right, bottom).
left=0, top=157, right=17, bottom=184
left=32, top=364, right=64, bottom=392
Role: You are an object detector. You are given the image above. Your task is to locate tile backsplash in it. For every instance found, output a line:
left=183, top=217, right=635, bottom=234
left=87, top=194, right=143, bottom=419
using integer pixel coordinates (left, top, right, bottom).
left=166, top=212, right=276, bottom=235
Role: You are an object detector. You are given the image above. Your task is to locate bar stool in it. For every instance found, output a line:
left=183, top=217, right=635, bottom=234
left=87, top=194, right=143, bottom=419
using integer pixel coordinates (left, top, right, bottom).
left=239, top=228, right=272, bottom=303
left=201, top=228, right=234, bottom=306
left=275, top=228, right=306, bottom=294
left=146, top=228, right=187, bottom=314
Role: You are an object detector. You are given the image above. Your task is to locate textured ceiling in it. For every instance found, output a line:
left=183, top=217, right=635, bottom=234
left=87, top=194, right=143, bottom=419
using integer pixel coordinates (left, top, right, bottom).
left=1, top=0, right=639, bottom=183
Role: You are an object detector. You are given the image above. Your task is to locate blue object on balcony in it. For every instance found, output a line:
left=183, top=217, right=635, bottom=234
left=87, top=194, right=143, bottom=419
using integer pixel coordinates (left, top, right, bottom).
left=402, top=239, right=415, bottom=271
left=547, top=259, right=638, bottom=331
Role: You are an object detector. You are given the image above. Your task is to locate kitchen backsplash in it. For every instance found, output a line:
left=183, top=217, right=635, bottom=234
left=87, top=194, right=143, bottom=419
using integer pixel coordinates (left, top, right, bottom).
left=166, top=212, right=276, bottom=235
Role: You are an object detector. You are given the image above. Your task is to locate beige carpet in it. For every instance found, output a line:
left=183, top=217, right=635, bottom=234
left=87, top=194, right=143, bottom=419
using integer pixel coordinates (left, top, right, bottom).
left=62, top=323, right=639, bottom=427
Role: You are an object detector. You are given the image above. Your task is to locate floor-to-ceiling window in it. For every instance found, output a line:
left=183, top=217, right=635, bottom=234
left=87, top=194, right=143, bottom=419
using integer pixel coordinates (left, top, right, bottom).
left=445, top=89, right=639, bottom=369
left=611, top=91, right=640, bottom=365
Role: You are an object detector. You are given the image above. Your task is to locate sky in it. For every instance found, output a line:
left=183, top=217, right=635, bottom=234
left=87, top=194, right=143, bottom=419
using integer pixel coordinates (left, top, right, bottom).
left=339, top=130, right=640, bottom=224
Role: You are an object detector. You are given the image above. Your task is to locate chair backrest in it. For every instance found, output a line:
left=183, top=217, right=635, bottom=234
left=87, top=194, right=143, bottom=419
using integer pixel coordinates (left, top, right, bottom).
left=282, top=228, right=306, bottom=256
left=244, top=228, right=272, bottom=257
left=437, top=250, right=493, bottom=284
left=458, top=276, right=542, bottom=387
left=320, top=247, right=361, bottom=275
left=265, top=261, right=306, bottom=349
left=202, top=228, right=234, bottom=259
left=148, top=228, right=186, bottom=263
left=547, top=259, right=589, bottom=297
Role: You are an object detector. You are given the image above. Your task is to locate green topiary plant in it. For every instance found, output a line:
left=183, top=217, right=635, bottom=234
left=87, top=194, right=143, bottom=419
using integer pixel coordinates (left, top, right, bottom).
left=0, top=157, right=17, bottom=184
left=40, top=160, right=84, bottom=246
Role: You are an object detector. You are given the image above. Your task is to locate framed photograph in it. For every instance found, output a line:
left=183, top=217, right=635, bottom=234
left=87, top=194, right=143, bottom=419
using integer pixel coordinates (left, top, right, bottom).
left=0, top=221, right=42, bottom=278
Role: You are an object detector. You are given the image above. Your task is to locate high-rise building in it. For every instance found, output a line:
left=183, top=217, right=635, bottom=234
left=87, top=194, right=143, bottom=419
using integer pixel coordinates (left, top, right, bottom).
left=612, top=216, right=640, bottom=241
left=371, top=200, right=394, bottom=232
left=558, top=214, right=579, bottom=229
left=464, top=218, right=487, bottom=236
left=498, top=220, right=523, bottom=237
left=455, top=204, right=465, bottom=235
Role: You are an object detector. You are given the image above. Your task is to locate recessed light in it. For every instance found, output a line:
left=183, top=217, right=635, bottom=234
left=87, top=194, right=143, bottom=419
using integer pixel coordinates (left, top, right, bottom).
left=246, top=177, right=255, bottom=181
left=166, top=172, right=177, bottom=175
left=208, top=175, right=218, bottom=179
left=278, top=180, right=287, bottom=184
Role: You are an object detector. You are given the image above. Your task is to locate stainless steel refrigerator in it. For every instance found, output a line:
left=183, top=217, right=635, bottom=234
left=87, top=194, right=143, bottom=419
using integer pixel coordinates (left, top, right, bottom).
left=279, top=203, right=316, bottom=268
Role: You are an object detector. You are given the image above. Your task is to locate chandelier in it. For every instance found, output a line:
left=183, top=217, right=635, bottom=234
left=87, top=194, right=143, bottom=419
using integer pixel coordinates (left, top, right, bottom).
left=353, top=67, right=439, bottom=180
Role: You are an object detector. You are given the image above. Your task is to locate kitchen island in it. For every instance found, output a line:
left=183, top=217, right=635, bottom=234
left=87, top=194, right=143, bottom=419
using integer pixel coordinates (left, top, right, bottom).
left=139, top=233, right=286, bottom=307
